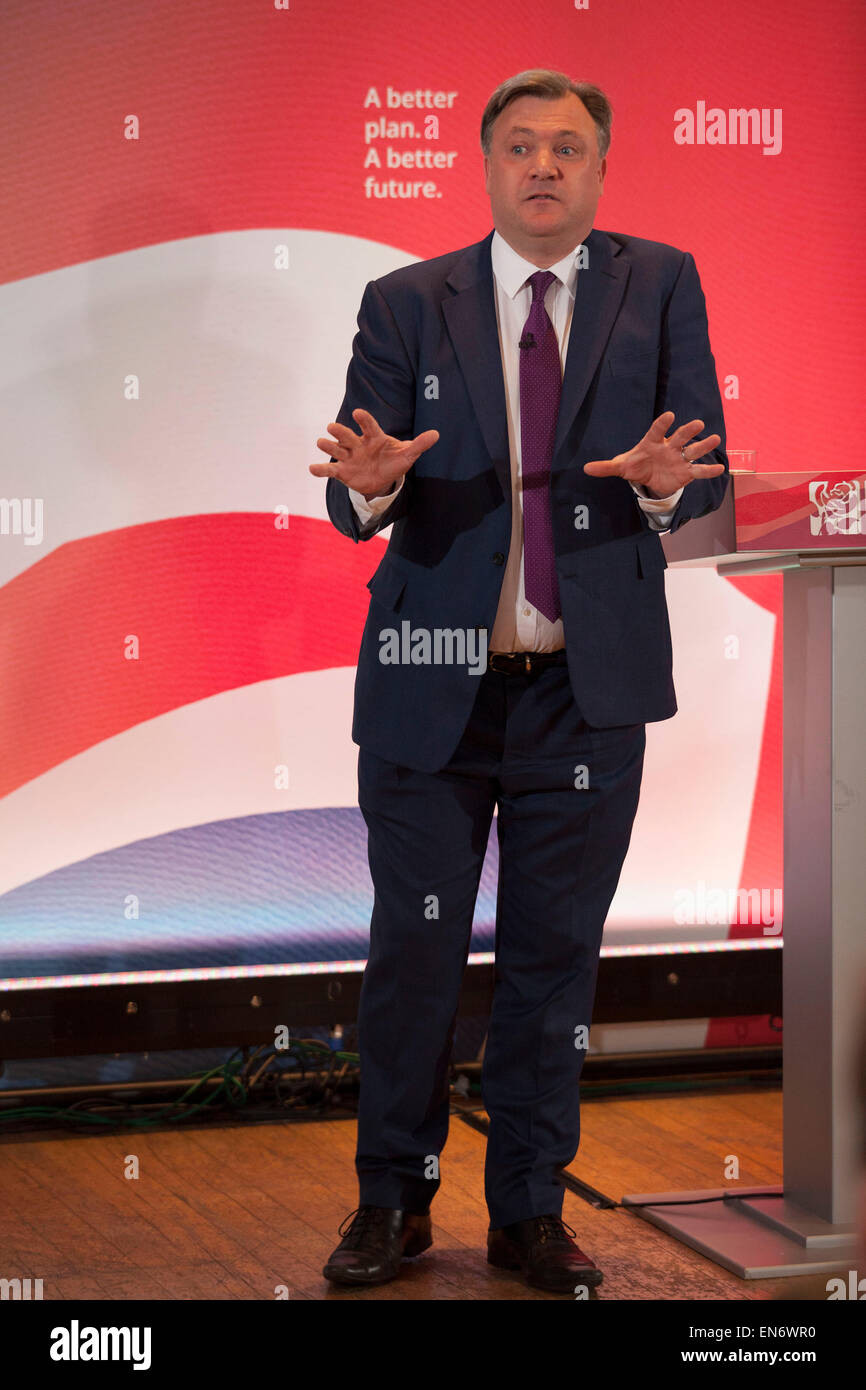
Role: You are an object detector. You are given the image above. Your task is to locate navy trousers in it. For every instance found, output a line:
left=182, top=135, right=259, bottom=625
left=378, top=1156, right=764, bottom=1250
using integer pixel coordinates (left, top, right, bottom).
left=355, top=652, right=646, bottom=1228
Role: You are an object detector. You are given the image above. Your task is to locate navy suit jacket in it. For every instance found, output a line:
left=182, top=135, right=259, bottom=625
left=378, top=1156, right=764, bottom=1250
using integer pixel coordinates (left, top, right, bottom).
left=326, top=226, right=729, bottom=773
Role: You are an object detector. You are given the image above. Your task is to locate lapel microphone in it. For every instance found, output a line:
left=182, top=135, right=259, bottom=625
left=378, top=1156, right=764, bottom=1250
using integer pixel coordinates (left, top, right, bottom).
left=518, top=332, right=535, bottom=350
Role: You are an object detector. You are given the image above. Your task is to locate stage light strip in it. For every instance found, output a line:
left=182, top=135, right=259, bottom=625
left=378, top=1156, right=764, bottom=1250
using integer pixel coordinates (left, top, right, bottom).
left=0, top=937, right=781, bottom=992
left=599, top=937, right=782, bottom=957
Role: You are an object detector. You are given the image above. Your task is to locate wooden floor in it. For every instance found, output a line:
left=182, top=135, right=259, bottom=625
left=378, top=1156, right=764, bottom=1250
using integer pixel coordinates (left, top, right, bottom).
left=0, top=1085, right=847, bottom=1300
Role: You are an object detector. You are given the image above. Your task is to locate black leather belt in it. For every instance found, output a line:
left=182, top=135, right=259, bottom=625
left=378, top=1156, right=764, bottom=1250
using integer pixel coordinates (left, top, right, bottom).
left=487, top=650, right=567, bottom=675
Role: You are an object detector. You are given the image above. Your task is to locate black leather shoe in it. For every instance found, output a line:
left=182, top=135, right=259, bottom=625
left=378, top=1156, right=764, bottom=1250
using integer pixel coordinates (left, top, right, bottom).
left=323, top=1205, right=432, bottom=1286
left=488, top=1214, right=603, bottom=1293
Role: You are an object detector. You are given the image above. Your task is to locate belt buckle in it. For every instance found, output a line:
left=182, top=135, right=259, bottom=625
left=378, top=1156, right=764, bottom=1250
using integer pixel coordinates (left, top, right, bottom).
left=488, top=652, right=534, bottom=674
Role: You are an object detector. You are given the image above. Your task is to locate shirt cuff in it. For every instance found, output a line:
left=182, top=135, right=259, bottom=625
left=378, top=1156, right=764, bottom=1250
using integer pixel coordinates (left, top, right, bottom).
left=631, top=482, right=684, bottom=530
left=348, top=477, right=402, bottom=522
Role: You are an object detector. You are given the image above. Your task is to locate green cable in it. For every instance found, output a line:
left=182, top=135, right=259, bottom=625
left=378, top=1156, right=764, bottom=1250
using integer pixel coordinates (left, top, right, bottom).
left=0, top=1041, right=361, bottom=1129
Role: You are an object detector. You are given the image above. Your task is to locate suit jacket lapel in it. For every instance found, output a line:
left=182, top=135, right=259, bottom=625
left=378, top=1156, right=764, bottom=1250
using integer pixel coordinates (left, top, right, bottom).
left=442, top=230, right=511, bottom=502
left=442, top=227, right=629, bottom=498
left=553, top=228, right=629, bottom=470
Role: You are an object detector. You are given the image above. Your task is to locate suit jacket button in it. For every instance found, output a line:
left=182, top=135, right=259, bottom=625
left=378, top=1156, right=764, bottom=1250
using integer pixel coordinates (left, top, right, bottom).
left=492, top=552, right=505, bottom=565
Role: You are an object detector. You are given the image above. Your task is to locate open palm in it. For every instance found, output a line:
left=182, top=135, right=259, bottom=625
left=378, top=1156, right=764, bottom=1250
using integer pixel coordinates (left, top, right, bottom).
left=311, top=408, right=439, bottom=499
left=583, top=411, right=724, bottom=498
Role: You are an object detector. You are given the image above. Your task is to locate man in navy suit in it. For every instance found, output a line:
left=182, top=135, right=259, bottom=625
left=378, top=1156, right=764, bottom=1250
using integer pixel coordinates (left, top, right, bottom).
left=311, top=68, right=728, bottom=1294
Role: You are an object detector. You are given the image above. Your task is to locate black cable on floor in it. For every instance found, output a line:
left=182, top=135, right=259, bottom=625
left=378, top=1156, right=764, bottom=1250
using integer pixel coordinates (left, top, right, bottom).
left=451, top=1107, right=786, bottom=1213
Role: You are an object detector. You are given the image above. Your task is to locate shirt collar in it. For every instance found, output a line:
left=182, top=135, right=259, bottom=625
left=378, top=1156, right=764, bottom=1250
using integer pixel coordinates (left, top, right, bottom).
left=491, top=228, right=584, bottom=300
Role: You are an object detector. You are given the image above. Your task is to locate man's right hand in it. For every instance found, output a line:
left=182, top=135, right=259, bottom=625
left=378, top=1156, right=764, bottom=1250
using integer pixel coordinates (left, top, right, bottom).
left=311, top=408, right=439, bottom=501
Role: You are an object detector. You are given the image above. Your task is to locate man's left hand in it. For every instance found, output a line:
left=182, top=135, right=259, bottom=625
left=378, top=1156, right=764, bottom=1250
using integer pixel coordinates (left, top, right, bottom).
left=583, top=411, right=724, bottom=498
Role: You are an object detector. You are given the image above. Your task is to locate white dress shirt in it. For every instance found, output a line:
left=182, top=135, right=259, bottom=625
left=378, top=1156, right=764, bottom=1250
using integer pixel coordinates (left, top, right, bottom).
left=347, top=230, right=683, bottom=653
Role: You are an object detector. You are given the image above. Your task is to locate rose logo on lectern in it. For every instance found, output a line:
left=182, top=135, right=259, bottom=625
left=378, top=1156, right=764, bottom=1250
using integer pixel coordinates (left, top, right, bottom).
left=808, top=480, right=863, bottom=536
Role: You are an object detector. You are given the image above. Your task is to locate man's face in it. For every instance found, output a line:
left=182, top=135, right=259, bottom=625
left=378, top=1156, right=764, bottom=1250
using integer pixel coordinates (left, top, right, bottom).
left=483, top=93, right=606, bottom=265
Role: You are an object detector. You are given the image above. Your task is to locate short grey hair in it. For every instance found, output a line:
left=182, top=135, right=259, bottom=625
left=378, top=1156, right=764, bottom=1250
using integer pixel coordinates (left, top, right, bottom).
left=480, top=69, right=612, bottom=160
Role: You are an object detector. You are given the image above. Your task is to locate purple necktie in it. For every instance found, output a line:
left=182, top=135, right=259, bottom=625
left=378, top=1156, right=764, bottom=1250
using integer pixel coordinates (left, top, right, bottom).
left=519, top=270, right=562, bottom=623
